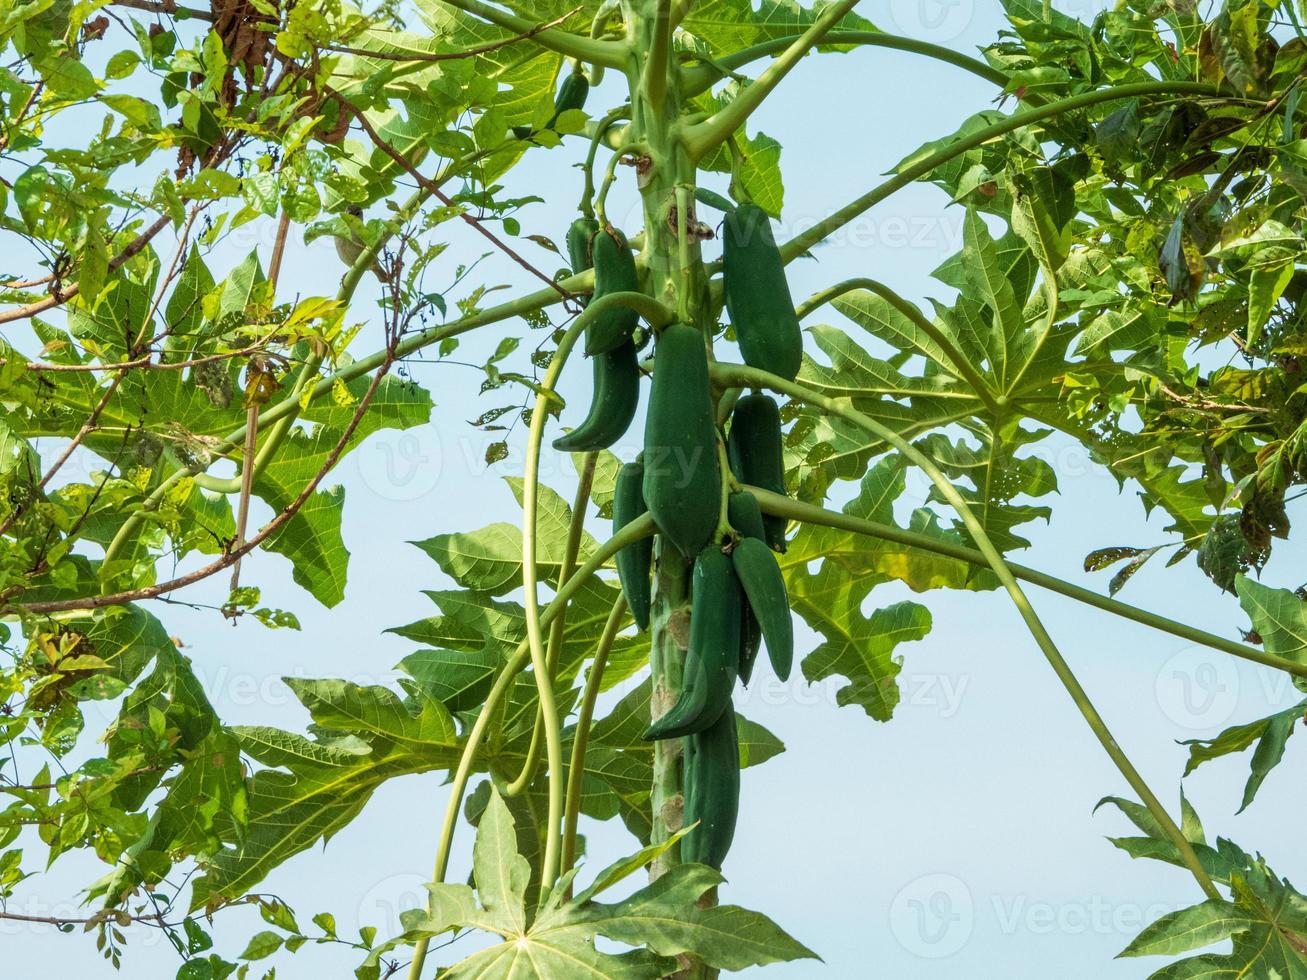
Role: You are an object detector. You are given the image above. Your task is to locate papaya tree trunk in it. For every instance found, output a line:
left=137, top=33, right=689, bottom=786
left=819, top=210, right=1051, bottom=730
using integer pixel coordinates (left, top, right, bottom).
left=623, top=1, right=720, bottom=975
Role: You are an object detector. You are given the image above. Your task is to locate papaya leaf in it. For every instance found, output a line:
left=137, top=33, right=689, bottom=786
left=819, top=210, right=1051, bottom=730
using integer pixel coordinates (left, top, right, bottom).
left=410, top=478, right=590, bottom=596
left=1235, top=575, right=1307, bottom=692
left=1180, top=700, right=1307, bottom=813
left=363, top=787, right=816, bottom=975
left=1120, top=866, right=1307, bottom=978
left=189, top=672, right=463, bottom=910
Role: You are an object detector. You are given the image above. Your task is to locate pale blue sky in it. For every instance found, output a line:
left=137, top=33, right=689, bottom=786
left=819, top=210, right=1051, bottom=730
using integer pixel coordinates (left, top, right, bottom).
left=7, top=2, right=1306, bottom=977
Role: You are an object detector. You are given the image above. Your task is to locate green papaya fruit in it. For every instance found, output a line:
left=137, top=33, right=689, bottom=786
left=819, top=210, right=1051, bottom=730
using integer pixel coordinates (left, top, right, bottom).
left=682, top=701, right=739, bottom=870
left=586, top=225, right=641, bottom=355
left=613, top=459, right=653, bottom=631
left=642, top=323, right=721, bottom=558
left=723, top=202, right=802, bottom=380
left=727, top=393, right=788, bottom=552
left=644, top=546, right=740, bottom=741
left=552, top=339, right=640, bottom=453
left=732, top=537, right=794, bottom=682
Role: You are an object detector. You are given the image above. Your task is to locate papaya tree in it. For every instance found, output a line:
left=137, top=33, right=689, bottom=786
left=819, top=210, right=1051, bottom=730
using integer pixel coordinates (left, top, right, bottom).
left=2, top=0, right=1307, bottom=976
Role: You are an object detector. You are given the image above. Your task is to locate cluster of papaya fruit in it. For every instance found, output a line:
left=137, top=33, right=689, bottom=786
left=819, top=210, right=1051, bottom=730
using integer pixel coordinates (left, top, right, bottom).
left=555, top=187, right=802, bottom=870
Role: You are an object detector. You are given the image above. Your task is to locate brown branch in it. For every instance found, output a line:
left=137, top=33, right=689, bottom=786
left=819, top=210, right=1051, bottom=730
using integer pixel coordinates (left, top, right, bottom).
left=39, top=379, right=123, bottom=493
left=1155, top=381, right=1262, bottom=414
left=0, top=909, right=169, bottom=926
left=2, top=273, right=57, bottom=290
left=266, top=211, right=291, bottom=293
left=321, top=6, right=581, bottom=62
left=0, top=81, right=43, bottom=153
left=110, top=0, right=215, bottom=20
left=5, top=339, right=282, bottom=374
left=0, top=215, right=171, bottom=326
left=0, top=765, right=163, bottom=794
left=135, top=205, right=203, bottom=354
left=229, top=212, right=291, bottom=595
left=228, top=397, right=260, bottom=596
left=6, top=350, right=396, bottom=615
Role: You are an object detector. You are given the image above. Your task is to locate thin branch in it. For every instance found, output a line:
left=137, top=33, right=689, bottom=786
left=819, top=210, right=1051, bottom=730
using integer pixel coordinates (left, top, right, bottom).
left=0, top=80, right=43, bottom=152
left=1155, top=380, right=1261, bottom=414
left=4, top=339, right=281, bottom=374
left=110, top=0, right=215, bottom=19
left=560, top=594, right=626, bottom=885
left=0, top=765, right=162, bottom=794
left=506, top=451, right=597, bottom=796
left=136, top=205, right=201, bottom=355
left=266, top=211, right=292, bottom=294
left=227, top=397, right=260, bottom=598
left=228, top=212, right=293, bottom=596
left=2, top=273, right=58, bottom=290
left=681, top=0, right=859, bottom=161
left=0, top=909, right=169, bottom=926
left=323, top=7, right=582, bottom=62
left=746, top=487, right=1307, bottom=680
left=679, top=29, right=1011, bottom=99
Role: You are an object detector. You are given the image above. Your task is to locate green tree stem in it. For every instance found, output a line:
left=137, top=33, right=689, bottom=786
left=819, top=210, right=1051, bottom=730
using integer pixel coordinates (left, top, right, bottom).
left=504, top=327, right=586, bottom=894
left=746, top=487, right=1307, bottom=680
left=560, top=594, right=628, bottom=883
left=596, top=141, right=646, bottom=224
left=581, top=108, right=633, bottom=215
left=435, top=0, right=627, bottom=67
left=507, top=453, right=598, bottom=796
left=712, top=362, right=1222, bottom=903
left=406, top=515, right=655, bottom=980
left=191, top=414, right=294, bottom=495
left=679, top=0, right=860, bottom=161
left=680, top=29, right=1012, bottom=97
left=777, top=80, right=1224, bottom=265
